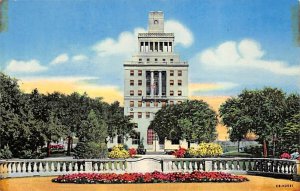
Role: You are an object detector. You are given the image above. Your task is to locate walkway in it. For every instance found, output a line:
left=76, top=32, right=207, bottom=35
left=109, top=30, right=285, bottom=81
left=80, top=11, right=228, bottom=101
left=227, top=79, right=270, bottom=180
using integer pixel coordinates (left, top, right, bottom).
left=0, top=175, right=299, bottom=191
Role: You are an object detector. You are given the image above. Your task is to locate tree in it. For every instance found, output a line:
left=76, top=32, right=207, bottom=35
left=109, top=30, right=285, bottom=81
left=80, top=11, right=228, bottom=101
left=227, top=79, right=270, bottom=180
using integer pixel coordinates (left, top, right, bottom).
left=219, top=87, right=287, bottom=157
left=107, top=101, right=134, bottom=143
left=42, top=112, right=68, bottom=157
left=220, top=97, right=251, bottom=152
left=150, top=100, right=218, bottom=148
left=75, top=110, right=108, bottom=158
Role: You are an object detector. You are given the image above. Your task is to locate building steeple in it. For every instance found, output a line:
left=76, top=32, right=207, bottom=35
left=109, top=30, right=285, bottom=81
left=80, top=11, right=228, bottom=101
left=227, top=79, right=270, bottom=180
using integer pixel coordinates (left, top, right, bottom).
left=148, top=11, right=164, bottom=33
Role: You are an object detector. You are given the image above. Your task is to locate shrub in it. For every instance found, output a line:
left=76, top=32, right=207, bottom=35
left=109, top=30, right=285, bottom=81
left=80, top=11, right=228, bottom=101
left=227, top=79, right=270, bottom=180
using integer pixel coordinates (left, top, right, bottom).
left=73, top=142, right=101, bottom=159
left=185, top=143, right=223, bottom=158
left=280, top=152, right=291, bottom=159
left=0, top=145, right=12, bottom=159
left=128, top=148, right=137, bottom=158
left=173, top=147, right=187, bottom=158
left=19, top=150, right=45, bottom=159
left=108, top=144, right=129, bottom=159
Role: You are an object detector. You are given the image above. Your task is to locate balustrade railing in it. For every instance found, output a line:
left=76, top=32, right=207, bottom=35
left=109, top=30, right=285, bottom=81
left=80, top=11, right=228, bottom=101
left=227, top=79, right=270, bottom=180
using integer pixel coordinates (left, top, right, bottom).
left=0, top=158, right=299, bottom=179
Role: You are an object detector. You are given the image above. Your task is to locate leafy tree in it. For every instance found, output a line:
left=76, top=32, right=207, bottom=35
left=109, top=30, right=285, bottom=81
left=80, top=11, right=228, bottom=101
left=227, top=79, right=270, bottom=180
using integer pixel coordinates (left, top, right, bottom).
left=279, top=113, right=300, bottom=152
left=150, top=100, right=218, bottom=148
left=75, top=110, right=108, bottom=158
left=107, top=101, right=134, bottom=143
left=219, top=87, right=287, bottom=157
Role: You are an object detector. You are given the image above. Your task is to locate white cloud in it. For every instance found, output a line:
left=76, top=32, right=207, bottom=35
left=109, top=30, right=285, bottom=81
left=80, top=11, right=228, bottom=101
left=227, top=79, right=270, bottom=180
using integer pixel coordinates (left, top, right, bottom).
left=199, top=39, right=300, bottom=76
left=92, top=28, right=146, bottom=57
left=92, top=20, right=193, bottom=57
left=72, top=54, right=88, bottom=62
left=5, top=59, right=47, bottom=73
left=165, top=20, right=194, bottom=47
left=50, top=53, right=69, bottom=65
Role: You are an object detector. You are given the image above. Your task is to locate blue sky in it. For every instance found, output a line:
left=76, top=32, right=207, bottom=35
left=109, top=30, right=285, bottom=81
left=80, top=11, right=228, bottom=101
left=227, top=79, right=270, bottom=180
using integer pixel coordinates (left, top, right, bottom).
left=0, top=0, right=299, bottom=101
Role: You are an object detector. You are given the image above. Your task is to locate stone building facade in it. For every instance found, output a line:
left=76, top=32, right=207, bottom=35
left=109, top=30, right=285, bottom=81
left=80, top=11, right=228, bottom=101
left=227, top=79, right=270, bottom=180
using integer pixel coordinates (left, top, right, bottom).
left=109, top=11, right=189, bottom=151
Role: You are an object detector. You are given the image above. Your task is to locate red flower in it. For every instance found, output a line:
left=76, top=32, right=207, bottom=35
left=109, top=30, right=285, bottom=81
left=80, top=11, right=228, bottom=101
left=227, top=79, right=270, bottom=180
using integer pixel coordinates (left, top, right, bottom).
left=280, top=152, right=291, bottom=159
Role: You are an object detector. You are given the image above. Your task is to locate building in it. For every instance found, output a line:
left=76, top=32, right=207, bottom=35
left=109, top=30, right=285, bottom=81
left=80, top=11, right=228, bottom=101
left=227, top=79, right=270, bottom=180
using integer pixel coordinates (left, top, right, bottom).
left=110, top=11, right=189, bottom=151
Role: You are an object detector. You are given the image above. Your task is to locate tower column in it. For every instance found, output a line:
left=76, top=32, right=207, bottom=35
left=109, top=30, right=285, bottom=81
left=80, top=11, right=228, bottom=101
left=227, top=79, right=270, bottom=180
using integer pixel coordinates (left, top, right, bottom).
left=151, top=71, right=154, bottom=97
left=159, top=71, right=162, bottom=97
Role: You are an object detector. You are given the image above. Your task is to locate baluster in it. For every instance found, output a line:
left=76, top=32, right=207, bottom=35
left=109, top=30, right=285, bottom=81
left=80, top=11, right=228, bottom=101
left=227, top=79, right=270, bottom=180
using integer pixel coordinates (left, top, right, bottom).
left=194, top=162, right=198, bottom=171
left=39, top=162, right=43, bottom=172
left=11, top=163, right=16, bottom=173
left=74, top=163, right=78, bottom=171
left=80, top=163, right=83, bottom=172
left=219, top=161, right=223, bottom=170
left=94, top=163, right=98, bottom=172
left=57, top=162, right=61, bottom=172
left=62, top=163, right=66, bottom=172
left=22, top=162, right=26, bottom=173
left=50, top=162, right=55, bottom=172
left=17, top=163, right=21, bottom=173
left=28, top=162, right=32, bottom=172
left=200, top=162, right=203, bottom=171
left=225, top=161, right=229, bottom=170
left=236, top=160, right=240, bottom=170
left=99, top=162, right=103, bottom=170
left=214, top=161, right=218, bottom=170
left=33, top=162, right=37, bottom=172
left=7, top=163, right=12, bottom=173
left=45, top=162, right=49, bottom=172
left=68, top=163, right=72, bottom=172
left=231, top=160, right=235, bottom=170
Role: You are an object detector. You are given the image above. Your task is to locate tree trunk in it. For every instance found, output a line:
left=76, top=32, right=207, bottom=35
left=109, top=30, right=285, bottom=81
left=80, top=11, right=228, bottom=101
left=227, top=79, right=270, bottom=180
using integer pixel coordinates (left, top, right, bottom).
left=67, top=136, right=71, bottom=156
left=187, top=141, right=191, bottom=149
left=237, top=141, right=240, bottom=153
left=263, top=139, right=267, bottom=158
left=47, top=141, right=51, bottom=157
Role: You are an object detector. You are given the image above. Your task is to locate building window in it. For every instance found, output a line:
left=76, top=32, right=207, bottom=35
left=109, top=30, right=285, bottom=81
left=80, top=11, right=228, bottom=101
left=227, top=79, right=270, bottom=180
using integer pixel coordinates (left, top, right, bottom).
left=130, top=90, right=134, bottom=96
left=131, top=132, right=140, bottom=145
left=138, top=112, right=142, bottom=118
left=146, top=101, right=150, bottom=107
left=138, top=80, right=142, bottom=86
left=178, top=70, right=182, bottom=76
left=170, top=70, right=174, bottom=76
left=170, top=101, right=174, bottom=106
left=170, top=80, right=174, bottom=86
left=129, top=112, right=134, bottom=118
left=130, top=80, right=134, bottom=86
left=130, top=70, right=134, bottom=76
left=130, top=101, right=134, bottom=107
left=155, top=58, right=158, bottom=62
left=134, top=123, right=138, bottom=128
left=162, top=58, right=166, bottom=62
left=178, top=90, right=182, bottom=96
left=177, top=101, right=182, bottom=104
left=138, top=70, right=142, bottom=76
left=139, top=58, right=142, bottom=62
left=170, top=90, right=174, bottom=96
left=138, top=101, right=142, bottom=107
left=147, top=58, right=150, bottom=62
left=117, top=135, right=124, bottom=144
left=161, top=101, right=166, bottom=107
left=170, top=59, right=173, bottom=63
left=138, top=90, right=142, bottom=96
left=154, top=101, right=158, bottom=107
left=178, top=80, right=182, bottom=86
left=147, top=128, right=154, bottom=145
left=146, top=112, right=150, bottom=118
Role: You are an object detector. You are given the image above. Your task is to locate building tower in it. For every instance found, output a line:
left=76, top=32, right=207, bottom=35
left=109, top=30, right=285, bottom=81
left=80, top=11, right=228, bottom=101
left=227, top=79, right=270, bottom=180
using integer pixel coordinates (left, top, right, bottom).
left=123, top=11, right=189, bottom=151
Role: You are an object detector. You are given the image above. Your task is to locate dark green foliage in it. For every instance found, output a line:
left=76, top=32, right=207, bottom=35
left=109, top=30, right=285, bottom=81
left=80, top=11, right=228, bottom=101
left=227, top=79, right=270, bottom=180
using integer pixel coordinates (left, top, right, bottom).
left=73, top=142, right=101, bottom=159
left=220, top=87, right=300, bottom=157
left=0, top=72, right=132, bottom=159
left=0, top=145, right=12, bottom=159
left=150, top=100, right=218, bottom=147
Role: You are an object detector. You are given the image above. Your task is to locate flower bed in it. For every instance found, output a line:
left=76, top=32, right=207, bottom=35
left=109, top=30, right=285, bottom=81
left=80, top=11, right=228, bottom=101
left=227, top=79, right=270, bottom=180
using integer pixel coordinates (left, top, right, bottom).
left=52, top=171, right=249, bottom=184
